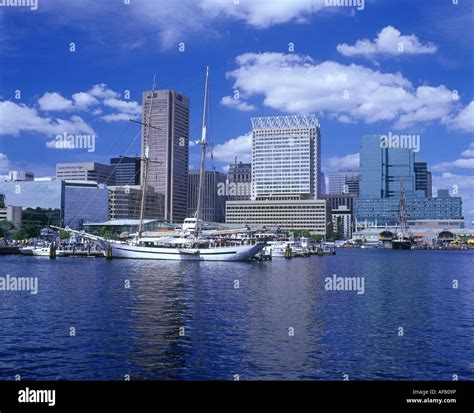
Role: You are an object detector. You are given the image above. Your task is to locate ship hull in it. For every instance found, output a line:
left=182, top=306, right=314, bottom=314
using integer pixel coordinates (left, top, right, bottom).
left=392, top=240, right=413, bottom=250
left=105, top=242, right=266, bottom=261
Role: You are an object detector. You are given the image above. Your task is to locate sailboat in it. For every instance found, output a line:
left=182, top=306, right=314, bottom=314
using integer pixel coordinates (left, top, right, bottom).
left=57, top=67, right=266, bottom=261
left=392, top=178, right=414, bottom=250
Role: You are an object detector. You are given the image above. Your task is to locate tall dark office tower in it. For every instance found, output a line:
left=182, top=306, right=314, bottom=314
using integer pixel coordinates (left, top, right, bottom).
left=110, top=156, right=141, bottom=186
left=141, top=90, right=190, bottom=223
left=187, top=170, right=227, bottom=223
left=414, top=160, right=430, bottom=197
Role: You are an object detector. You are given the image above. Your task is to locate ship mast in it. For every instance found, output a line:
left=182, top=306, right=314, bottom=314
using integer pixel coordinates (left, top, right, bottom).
left=138, top=76, right=157, bottom=237
left=194, top=66, right=209, bottom=239
left=398, top=177, right=408, bottom=235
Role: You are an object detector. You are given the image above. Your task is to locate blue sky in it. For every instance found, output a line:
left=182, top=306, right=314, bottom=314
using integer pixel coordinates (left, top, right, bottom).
left=0, top=0, right=473, bottom=221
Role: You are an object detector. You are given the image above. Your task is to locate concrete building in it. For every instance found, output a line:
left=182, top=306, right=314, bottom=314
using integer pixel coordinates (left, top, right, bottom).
left=8, top=171, right=34, bottom=182
left=226, top=199, right=329, bottom=234
left=227, top=161, right=251, bottom=201
left=56, top=162, right=116, bottom=185
left=251, top=115, right=321, bottom=200
left=141, top=89, right=189, bottom=223
left=331, top=206, right=352, bottom=240
left=108, top=185, right=164, bottom=221
left=187, top=170, right=227, bottom=223
left=110, top=156, right=141, bottom=186
left=0, top=205, right=22, bottom=227
left=328, top=169, right=359, bottom=195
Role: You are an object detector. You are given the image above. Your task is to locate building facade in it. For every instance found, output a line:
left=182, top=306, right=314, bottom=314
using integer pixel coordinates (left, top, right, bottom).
left=56, top=162, right=116, bottom=185
left=359, top=135, right=419, bottom=198
left=354, top=195, right=463, bottom=227
left=141, top=89, right=189, bottom=223
left=0, top=205, right=22, bottom=227
left=251, top=115, right=321, bottom=200
left=226, top=199, right=329, bottom=234
left=414, top=160, right=431, bottom=198
left=227, top=161, right=251, bottom=201
left=328, top=169, right=359, bottom=195
left=108, top=185, right=164, bottom=221
left=187, top=170, right=227, bottom=223
left=0, top=179, right=108, bottom=229
left=110, top=156, right=141, bottom=186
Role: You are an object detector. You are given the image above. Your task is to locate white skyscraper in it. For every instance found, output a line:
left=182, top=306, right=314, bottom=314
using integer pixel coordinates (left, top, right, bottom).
left=250, top=115, right=321, bottom=200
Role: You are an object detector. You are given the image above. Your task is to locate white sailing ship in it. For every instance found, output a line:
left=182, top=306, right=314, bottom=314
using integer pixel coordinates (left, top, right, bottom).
left=58, top=68, right=265, bottom=261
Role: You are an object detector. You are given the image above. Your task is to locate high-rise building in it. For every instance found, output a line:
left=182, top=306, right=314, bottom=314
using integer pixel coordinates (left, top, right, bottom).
left=56, top=162, right=115, bottom=185
left=108, top=185, right=164, bottom=221
left=328, top=169, right=359, bottom=195
left=141, top=89, right=189, bottom=223
left=187, top=170, right=227, bottom=223
left=110, top=156, right=141, bottom=186
left=227, top=161, right=251, bottom=201
left=427, top=172, right=432, bottom=198
left=359, top=135, right=418, bottom=198
left=251, top=115, right=321, bottom=200
left=355, top=136, right=463, bottom=226
left=320, top=172, right=326, bottom=196
left=414, top=160, right=431, bottom=198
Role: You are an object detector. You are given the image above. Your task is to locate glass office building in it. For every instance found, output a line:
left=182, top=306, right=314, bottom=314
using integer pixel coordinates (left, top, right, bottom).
left=0, top=179, right=108, bottom=229
left=355, top=135, right=463, bottom=226
left=110, top=156, right=141, bottom=186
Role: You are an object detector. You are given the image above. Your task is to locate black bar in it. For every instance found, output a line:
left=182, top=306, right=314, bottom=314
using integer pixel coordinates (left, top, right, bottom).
left=0, top=381, right=473, bottom=411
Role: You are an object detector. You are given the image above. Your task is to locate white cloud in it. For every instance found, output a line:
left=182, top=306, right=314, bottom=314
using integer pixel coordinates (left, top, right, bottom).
left=88, top=83, right=120, bottom=99
left=0, top=101, right=95, bottom=137
left=199, top=0, right=326, bottom=29
left=325, top=153, right=360, bottom=171
left=461, top=142, right=474, bottom=158
left=432, top=159, right=474, bottom=171
left=446, top=101, right=474, bottom=133
left=101, top=113, right=139, bottom=123
left=220, top=95, right=256, bottom=112
left=38, top=92, right=74, bottom=111
left=337, top=26, right=437, bottom=58
left=432, top=141, right=474, bottom=172
left=225, top=52, right=462, bottom=130
left=35, top=0, right=327, bottom=50
left=103, top=98, right=141, bottom=115
left=72, top=92, right=100, bottom=109
left=212, top=132, right=252, bottom=164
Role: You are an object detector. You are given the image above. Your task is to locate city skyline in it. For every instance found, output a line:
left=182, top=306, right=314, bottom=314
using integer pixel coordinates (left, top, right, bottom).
left=0, top=0, right=473, bottom=224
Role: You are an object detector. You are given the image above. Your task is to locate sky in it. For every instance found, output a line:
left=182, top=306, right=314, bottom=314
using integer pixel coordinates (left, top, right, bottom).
left=0, top=0, right=473, bottom=223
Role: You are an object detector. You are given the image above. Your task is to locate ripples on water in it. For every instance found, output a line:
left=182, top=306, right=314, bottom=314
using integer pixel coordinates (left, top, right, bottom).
left=0, top=250, right=473, bottom=380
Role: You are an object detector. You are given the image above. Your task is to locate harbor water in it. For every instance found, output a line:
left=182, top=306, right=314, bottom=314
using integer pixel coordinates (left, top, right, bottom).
left=0, top=249, right=473, bottom=380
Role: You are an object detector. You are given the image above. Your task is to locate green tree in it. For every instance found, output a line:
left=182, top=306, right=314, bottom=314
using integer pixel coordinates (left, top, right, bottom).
left=13, top=222, right=40, bottom=240
left=0, top=220, right=14, bottom=238
left=59, top=229, right=70, bottom=240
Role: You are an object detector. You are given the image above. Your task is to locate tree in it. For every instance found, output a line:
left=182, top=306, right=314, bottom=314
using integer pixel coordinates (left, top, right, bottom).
left=59, top=230, right=70, bottom=240
left=13, top=222, right=40, bottom=240
left=0, top=220, right=13, bottom=238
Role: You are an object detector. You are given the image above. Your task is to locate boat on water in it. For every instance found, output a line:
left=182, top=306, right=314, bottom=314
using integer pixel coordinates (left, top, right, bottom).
left=392, top=178, right=414, bottom=250
left=57, top=68, right=265, bottom=261
left=20, top=244, right=67, bottom=257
